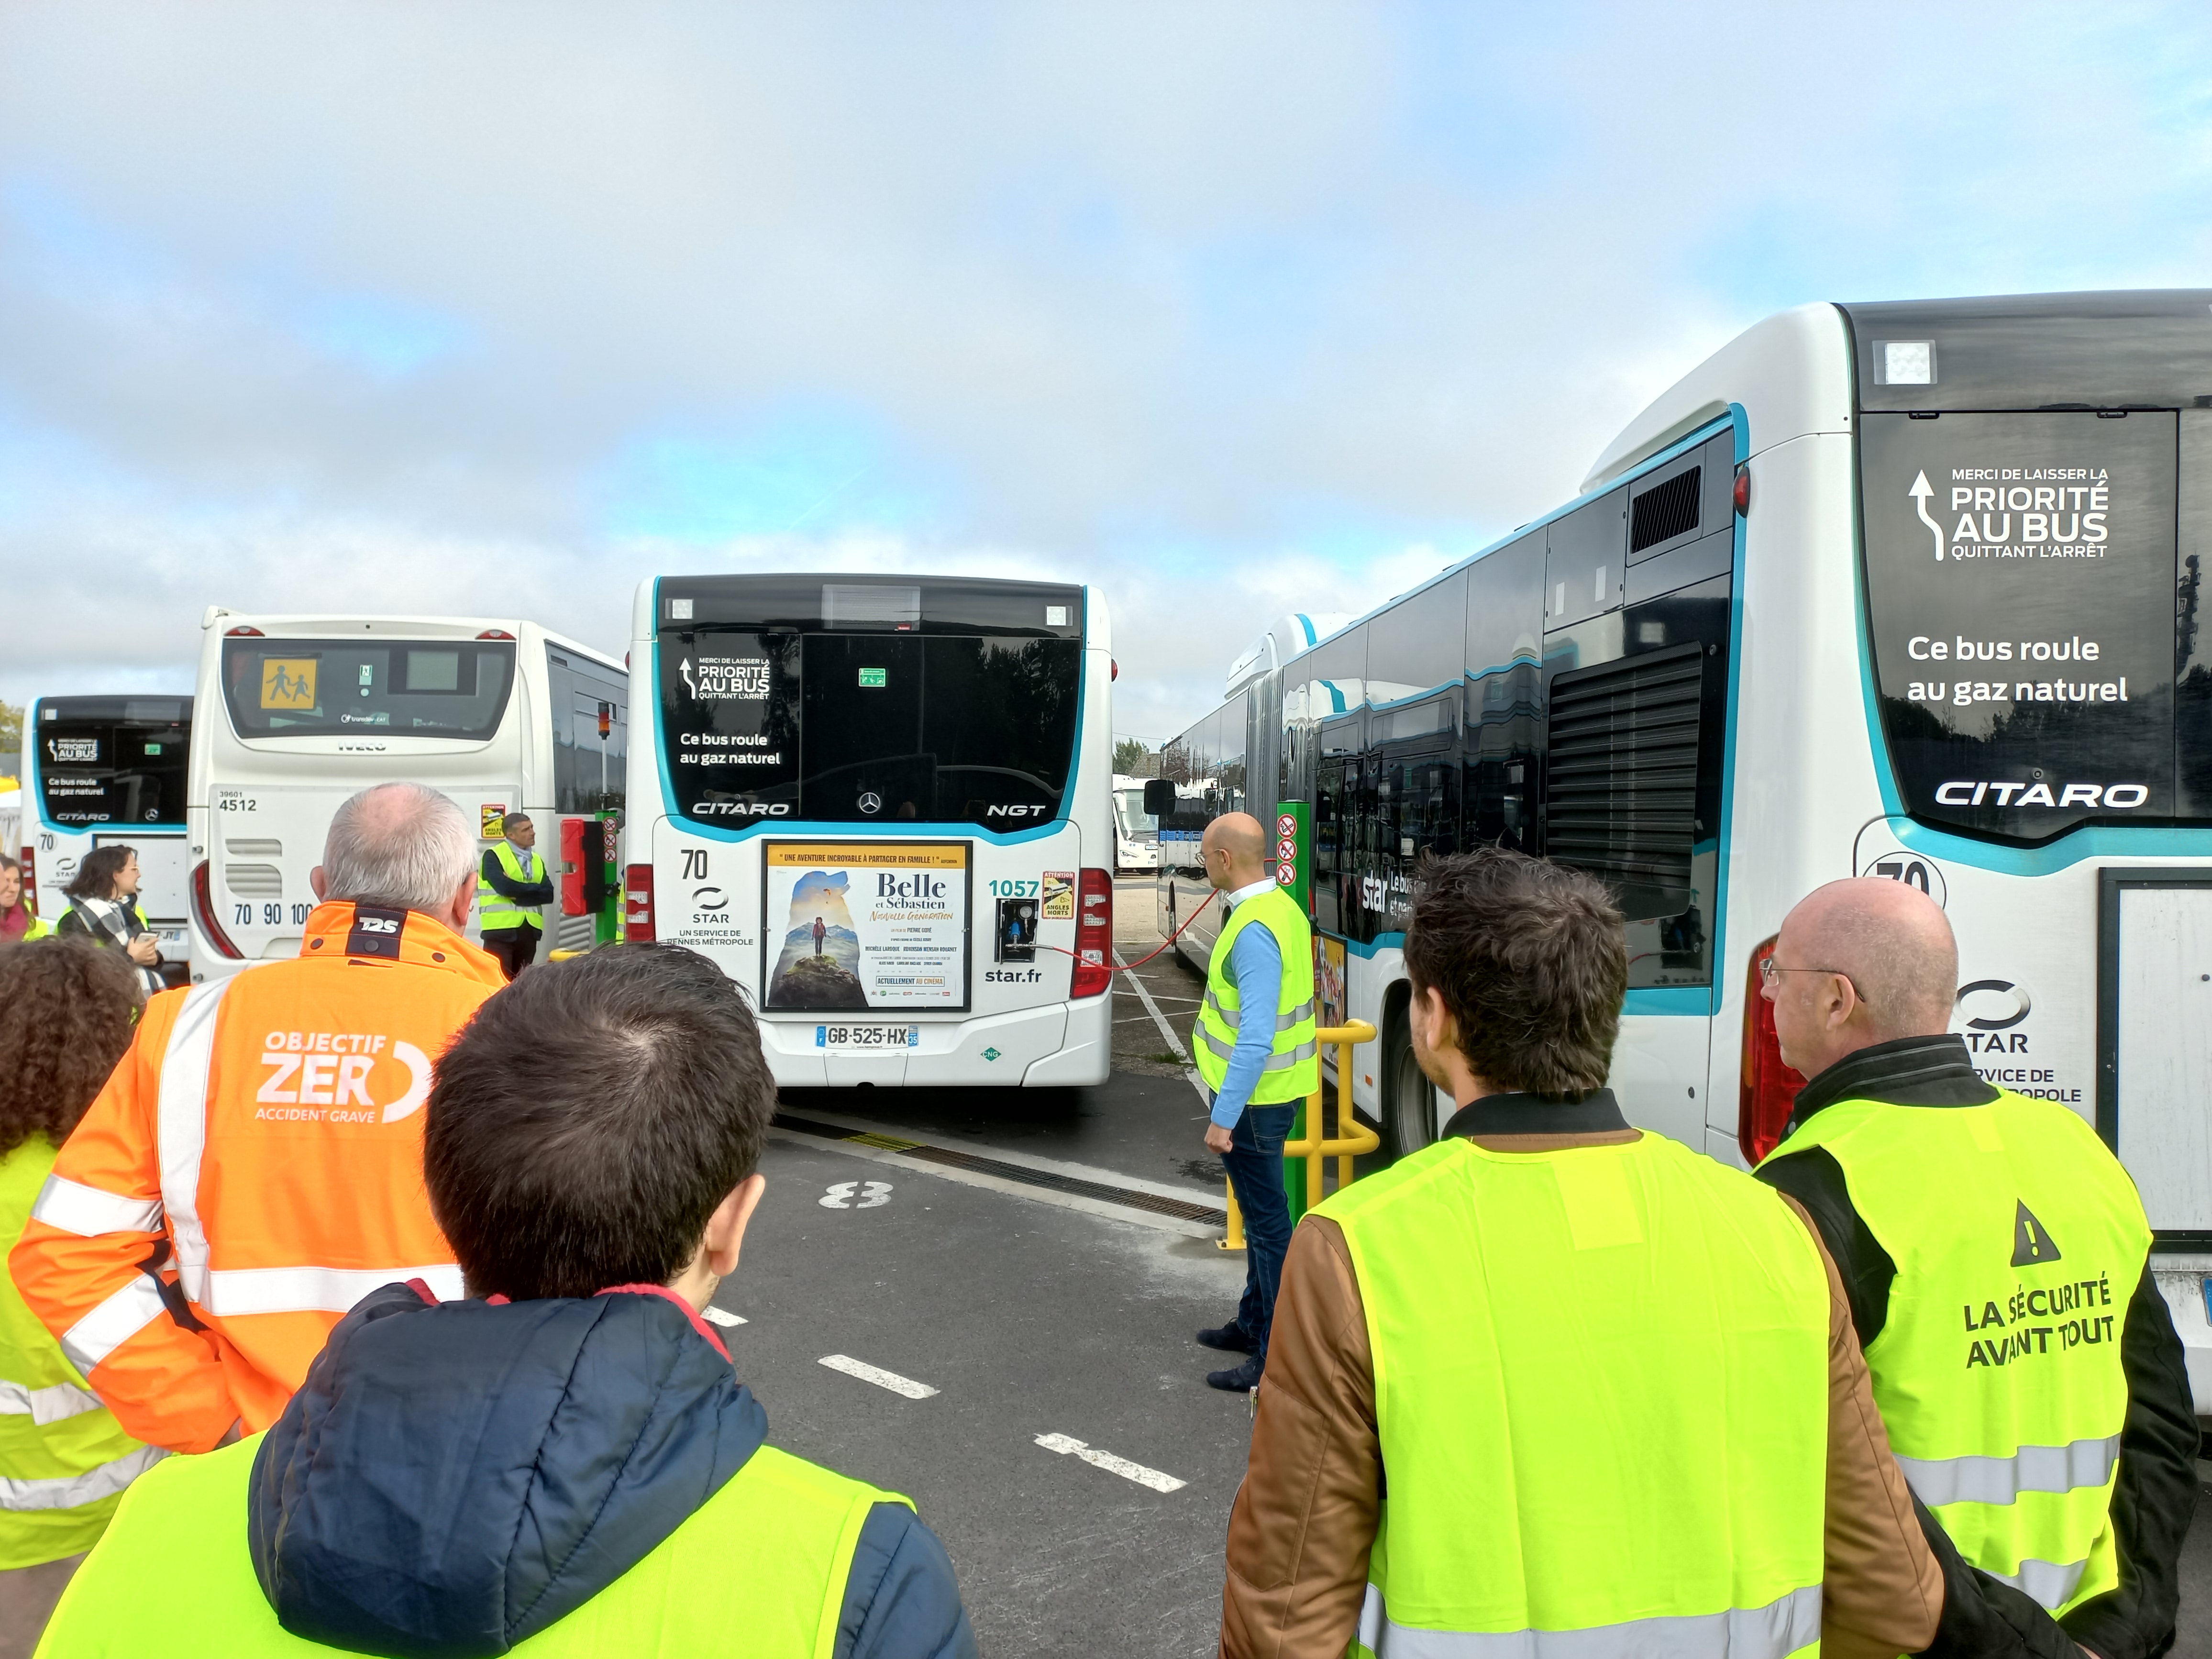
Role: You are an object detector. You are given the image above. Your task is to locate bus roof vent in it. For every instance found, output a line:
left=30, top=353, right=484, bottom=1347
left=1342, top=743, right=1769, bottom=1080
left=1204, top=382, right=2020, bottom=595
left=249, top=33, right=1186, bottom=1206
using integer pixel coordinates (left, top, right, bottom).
left=1544, top=642, right=1703, bottom=923
left=1629, top=467, right=1700, bottom=554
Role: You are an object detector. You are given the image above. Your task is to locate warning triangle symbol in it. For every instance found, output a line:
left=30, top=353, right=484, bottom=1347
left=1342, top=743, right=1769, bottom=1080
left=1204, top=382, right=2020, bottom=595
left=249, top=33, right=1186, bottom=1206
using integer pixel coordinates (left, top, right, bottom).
left=2012, top=1201, right=2062, bottom=1267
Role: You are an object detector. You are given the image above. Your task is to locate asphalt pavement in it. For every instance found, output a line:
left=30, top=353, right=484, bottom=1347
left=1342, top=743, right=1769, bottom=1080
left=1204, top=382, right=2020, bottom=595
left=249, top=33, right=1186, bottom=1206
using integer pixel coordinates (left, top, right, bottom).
left=723, top=875, right=2212, bottom=1657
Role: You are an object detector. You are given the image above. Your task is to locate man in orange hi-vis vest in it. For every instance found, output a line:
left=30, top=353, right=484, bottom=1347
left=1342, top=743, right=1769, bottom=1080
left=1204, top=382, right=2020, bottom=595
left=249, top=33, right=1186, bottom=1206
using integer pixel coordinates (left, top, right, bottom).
left=10, top=782, right=507, bottom=1453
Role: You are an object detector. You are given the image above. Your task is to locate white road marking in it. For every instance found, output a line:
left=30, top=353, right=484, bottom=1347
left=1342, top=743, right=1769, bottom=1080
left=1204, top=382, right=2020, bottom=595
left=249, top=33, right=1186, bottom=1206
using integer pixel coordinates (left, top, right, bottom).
left=1114, top=951, right=1209, bottom=1107
left=1034, top=1432, right=1186, bottom=1493
left=819, top=1179, right=894, bottom=1209
left=819, top=1353, right=939, bottom=1399
left=702, top=1306, right=746, bottom=1328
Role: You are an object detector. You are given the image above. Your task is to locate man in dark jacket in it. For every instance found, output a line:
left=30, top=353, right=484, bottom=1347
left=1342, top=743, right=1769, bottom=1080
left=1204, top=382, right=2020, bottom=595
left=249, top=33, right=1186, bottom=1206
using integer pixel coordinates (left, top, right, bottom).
left=1757, top=877, right=2198, bottom=1659
left=37, top=943, right=977, bottom=1659
left=477, top=812, right=556, bottom=980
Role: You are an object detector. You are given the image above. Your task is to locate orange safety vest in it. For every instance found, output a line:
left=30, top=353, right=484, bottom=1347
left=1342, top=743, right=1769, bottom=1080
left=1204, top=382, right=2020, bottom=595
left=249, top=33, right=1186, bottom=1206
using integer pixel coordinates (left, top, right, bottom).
left=9, top=902, right=505, bottom=1454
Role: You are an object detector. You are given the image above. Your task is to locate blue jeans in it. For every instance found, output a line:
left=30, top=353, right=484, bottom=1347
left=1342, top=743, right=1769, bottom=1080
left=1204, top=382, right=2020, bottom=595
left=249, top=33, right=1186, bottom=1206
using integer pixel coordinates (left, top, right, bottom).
left=1221, top=1102, right=1296, bottom=1369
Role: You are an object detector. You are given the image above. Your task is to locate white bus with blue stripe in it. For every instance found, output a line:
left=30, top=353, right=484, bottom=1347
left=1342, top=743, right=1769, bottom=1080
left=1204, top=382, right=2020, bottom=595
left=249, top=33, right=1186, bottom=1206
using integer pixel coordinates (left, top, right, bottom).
left=627, top=574, right=1117, bottom=1088
left=1158, top=293, right=2212, bottom=1408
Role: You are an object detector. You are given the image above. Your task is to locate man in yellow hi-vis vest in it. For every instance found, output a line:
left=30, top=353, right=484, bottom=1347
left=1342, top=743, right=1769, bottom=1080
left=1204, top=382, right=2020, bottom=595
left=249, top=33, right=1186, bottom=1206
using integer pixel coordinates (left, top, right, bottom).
left=1223, top=849, right=1947, bottom=1659
left=1758, top=877, right=2196, bottom=1658
left=1191, top=811, right=1317, bottom=1394
left=477, top=812, right=554, bottom=981
left=36, top=945, right=976, bottom=1659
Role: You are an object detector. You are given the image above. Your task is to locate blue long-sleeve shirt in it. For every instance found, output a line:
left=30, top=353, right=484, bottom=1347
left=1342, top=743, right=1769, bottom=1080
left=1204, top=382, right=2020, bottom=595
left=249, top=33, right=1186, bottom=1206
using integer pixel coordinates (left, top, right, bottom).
left=1209, top=905, right=1283, bottom=1130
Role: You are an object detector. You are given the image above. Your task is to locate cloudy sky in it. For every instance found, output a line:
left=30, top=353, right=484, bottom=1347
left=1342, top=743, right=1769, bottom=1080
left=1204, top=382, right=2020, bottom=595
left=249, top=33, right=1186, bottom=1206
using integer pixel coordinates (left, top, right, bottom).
left=2, top=2, right=2208, bottom=741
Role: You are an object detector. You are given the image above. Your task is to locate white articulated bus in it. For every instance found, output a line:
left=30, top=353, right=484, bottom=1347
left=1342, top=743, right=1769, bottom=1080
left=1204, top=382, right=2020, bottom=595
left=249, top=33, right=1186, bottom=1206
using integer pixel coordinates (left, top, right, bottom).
left=19, top=695, right=194, bottom=970
left=1160, top=292, right=2212, bottom=1409
left=626, top=574, right=1116, bottom=1087
left=186, top=610, right=627, bottom=979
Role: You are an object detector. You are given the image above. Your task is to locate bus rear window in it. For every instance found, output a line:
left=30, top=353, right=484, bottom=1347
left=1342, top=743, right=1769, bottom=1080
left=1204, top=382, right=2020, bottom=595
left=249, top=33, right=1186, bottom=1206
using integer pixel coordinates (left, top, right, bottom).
left=221, top=639, right=515, bottom=740
left=35, top=715, right=188, bottom=826
left=660, top=630, right=1082, bottom=827
left=1860, top=410, right=2186, bottom=841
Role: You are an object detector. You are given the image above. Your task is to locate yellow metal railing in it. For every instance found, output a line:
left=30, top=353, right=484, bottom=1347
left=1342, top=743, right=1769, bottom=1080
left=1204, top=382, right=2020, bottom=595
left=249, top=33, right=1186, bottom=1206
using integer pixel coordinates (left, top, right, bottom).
left=1219, top=1019, right=1380, bottom=1250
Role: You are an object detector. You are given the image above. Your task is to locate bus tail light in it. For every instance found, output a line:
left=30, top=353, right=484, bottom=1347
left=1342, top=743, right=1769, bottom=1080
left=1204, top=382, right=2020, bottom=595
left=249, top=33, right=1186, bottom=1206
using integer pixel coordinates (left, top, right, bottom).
left=192, top=860, right=244, bottom=960
left=1738, top=933, right=1804, bottom=1165
left=624, top=863, right=656, bottom=942
left=476, top=629, right=516, bottom=641
left=224, top=626, right=265, bottom=637
left=558, top=818, right=588, bottom=917
left=1734, top=463, right=1751, bottom=517
left=1072, top=867, right=1113, bottom=998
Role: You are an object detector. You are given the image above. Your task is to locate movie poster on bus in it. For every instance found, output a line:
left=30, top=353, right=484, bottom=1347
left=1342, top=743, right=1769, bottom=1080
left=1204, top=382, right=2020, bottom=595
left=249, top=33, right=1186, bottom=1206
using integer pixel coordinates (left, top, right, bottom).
left=762, top=841, right=970, bottom=1012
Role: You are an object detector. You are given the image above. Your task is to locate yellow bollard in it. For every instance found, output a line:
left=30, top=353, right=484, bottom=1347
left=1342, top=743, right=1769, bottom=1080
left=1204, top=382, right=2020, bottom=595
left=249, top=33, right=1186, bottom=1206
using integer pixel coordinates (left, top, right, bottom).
left=1217, top=1020, right=1378, bottom=1250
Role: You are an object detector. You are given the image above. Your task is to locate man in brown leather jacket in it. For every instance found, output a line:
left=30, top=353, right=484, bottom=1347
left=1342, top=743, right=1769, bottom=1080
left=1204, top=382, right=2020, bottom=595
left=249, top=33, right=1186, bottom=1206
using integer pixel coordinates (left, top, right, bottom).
left=1221, top=849, right=2102, bottom=1659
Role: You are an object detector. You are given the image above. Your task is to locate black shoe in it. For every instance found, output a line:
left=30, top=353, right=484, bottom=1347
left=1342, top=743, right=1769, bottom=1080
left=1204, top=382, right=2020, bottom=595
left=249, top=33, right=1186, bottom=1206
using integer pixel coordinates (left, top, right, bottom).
left=1196, top=1322, right=1255, bottom=1354
left=1206, top=1356, right=1263, bottom=1393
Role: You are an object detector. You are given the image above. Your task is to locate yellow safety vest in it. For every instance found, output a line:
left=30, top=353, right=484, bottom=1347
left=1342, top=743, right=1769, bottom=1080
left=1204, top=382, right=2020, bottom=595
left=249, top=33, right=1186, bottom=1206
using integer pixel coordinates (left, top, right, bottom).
left=1320, top=1129, right=1830, bottom=1658
left=1193, top=885, right=1318, bottom=1105
left=37, top=1432, right=907, bottom=1659
left=0, top=1138, right=163, bottom=1571
left=1766, top=1089, right=2150, bottom=1614
left=477, top=840, right=546, bottom=933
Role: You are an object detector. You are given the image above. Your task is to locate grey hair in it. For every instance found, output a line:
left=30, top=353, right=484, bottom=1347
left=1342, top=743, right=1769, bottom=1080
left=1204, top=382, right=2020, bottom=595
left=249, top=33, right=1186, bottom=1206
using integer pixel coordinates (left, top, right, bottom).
left=321, top=783, right=476, bottom=913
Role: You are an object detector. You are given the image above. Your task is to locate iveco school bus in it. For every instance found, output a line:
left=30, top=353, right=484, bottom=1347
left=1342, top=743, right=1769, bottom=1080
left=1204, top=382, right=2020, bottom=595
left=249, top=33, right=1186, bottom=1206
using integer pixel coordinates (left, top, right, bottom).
left=626, top=574, right=1116, bottom=1087
left=1160, top=292, right=2212, bottom=1412
left=18, top=695, right=193, bottom=970
left=186, top=610, right=627, bottom=979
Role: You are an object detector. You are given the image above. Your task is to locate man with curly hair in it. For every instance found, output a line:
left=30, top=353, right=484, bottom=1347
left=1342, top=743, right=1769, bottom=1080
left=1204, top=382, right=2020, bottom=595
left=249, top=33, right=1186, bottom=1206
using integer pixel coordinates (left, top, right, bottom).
left=0, top=939, right=158, bottom=1651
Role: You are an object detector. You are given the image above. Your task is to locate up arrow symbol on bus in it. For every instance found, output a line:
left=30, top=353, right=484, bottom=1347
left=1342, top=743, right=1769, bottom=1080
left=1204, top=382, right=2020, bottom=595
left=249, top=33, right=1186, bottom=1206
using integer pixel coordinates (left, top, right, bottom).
left=680, top=658, right=697, bottom=697
left=1909, top=471, right=1945, bottom=562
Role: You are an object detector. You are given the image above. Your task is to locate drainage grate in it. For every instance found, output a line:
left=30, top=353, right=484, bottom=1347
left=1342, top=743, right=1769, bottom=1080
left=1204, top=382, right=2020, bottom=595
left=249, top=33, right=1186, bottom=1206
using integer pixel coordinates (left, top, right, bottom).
left=773, top=1115, right=1228, bottom=1226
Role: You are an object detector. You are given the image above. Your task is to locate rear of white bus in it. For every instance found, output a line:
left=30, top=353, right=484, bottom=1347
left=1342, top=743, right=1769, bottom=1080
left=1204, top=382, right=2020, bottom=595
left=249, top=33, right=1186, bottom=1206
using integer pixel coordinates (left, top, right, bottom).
left=186, top=613, right=538, bottom=981
left=625, top=575, right=1115, bottom=1087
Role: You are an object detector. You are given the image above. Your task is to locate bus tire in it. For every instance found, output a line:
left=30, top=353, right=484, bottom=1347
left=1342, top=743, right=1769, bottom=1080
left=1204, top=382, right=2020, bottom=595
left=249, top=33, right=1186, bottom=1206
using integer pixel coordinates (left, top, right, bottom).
left=1381, top=1001, right=1436, bottom=1160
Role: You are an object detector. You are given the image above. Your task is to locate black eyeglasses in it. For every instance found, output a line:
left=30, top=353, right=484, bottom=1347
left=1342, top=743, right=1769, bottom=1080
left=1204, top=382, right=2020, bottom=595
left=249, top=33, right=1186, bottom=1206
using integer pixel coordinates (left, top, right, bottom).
left=1758, top=957, right=1868, bottom=1004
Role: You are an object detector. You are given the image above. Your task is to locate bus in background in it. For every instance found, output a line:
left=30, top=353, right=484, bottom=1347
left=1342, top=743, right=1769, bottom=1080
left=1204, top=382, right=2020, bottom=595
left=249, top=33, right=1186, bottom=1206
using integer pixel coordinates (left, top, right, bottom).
left=18, top=695, right=193, bottom=975
left=187, top=610, right=626, bottom=979
left=1154, top=612, right=1348, bottom=966
left=1109, top=773, right=1160, bottom=873
left=1161, top=293, right=2212, bottom=1409
left=626, top=574, right=1115, bottom=1088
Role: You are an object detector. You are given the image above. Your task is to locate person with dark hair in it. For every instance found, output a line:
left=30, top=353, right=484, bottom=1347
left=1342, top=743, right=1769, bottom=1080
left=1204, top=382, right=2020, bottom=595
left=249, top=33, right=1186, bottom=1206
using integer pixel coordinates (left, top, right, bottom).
left=52, top=846, right=161, bottom=994
left=0, top=940, right=159, bottom=1650
left=0, top=854, right=51, bottom=943
left=1222, top=848, right=1953, bottom=1659
left=37, top=943, right=978, bottom=1659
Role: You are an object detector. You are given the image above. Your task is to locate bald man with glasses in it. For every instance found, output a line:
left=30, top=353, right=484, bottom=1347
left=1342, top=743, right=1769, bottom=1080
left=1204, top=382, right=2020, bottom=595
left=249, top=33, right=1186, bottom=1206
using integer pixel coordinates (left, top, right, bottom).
left=1756, top=878, right=2196, bottom=1659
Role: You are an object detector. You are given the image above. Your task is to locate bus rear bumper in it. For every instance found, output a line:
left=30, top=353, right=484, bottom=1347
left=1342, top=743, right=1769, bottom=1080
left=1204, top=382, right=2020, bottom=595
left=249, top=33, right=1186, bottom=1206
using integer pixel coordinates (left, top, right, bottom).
left=758, top=996, right=1111, bottom=1089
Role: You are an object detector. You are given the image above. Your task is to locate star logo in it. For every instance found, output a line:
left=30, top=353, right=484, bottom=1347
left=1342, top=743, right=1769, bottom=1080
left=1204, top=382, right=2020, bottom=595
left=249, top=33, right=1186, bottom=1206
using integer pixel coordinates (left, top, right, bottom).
left=858, top=791, right=883, bottom=815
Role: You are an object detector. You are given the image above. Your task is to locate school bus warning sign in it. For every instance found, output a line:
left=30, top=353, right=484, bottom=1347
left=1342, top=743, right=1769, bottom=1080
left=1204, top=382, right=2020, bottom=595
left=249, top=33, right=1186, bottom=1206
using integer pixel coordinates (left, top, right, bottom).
left=260, top=659, right=319, bottom=710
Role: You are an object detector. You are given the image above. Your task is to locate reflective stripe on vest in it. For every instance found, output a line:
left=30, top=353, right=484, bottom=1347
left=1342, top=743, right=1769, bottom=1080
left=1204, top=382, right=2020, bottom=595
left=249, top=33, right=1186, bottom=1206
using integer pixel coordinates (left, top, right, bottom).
left=1323, top=1133, right=1828, bottom=1655
left=37, top=1432, right=910, bottom=1658
left=59, top=1276, right=169, bottom=1377
left=1193, top=885, right=1319, bottom=1105
left=477, top=841, right=544, bottom=930
left=1357, top=1582, right=1823, bottom=1659
left=29, top=1174, right=164, bottom=1237
left=0, top=1443, right=166, bottom=1514
left=1764, top=1089, right=2149, bottom=1615
left=197, top=1263, right=465, bottom=1317
left=1896, top=1433, right=2121, bottom=1507
left=157, top=979, right=233, bottom=1306
left=0, top=1374, right=106, bottom=1427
